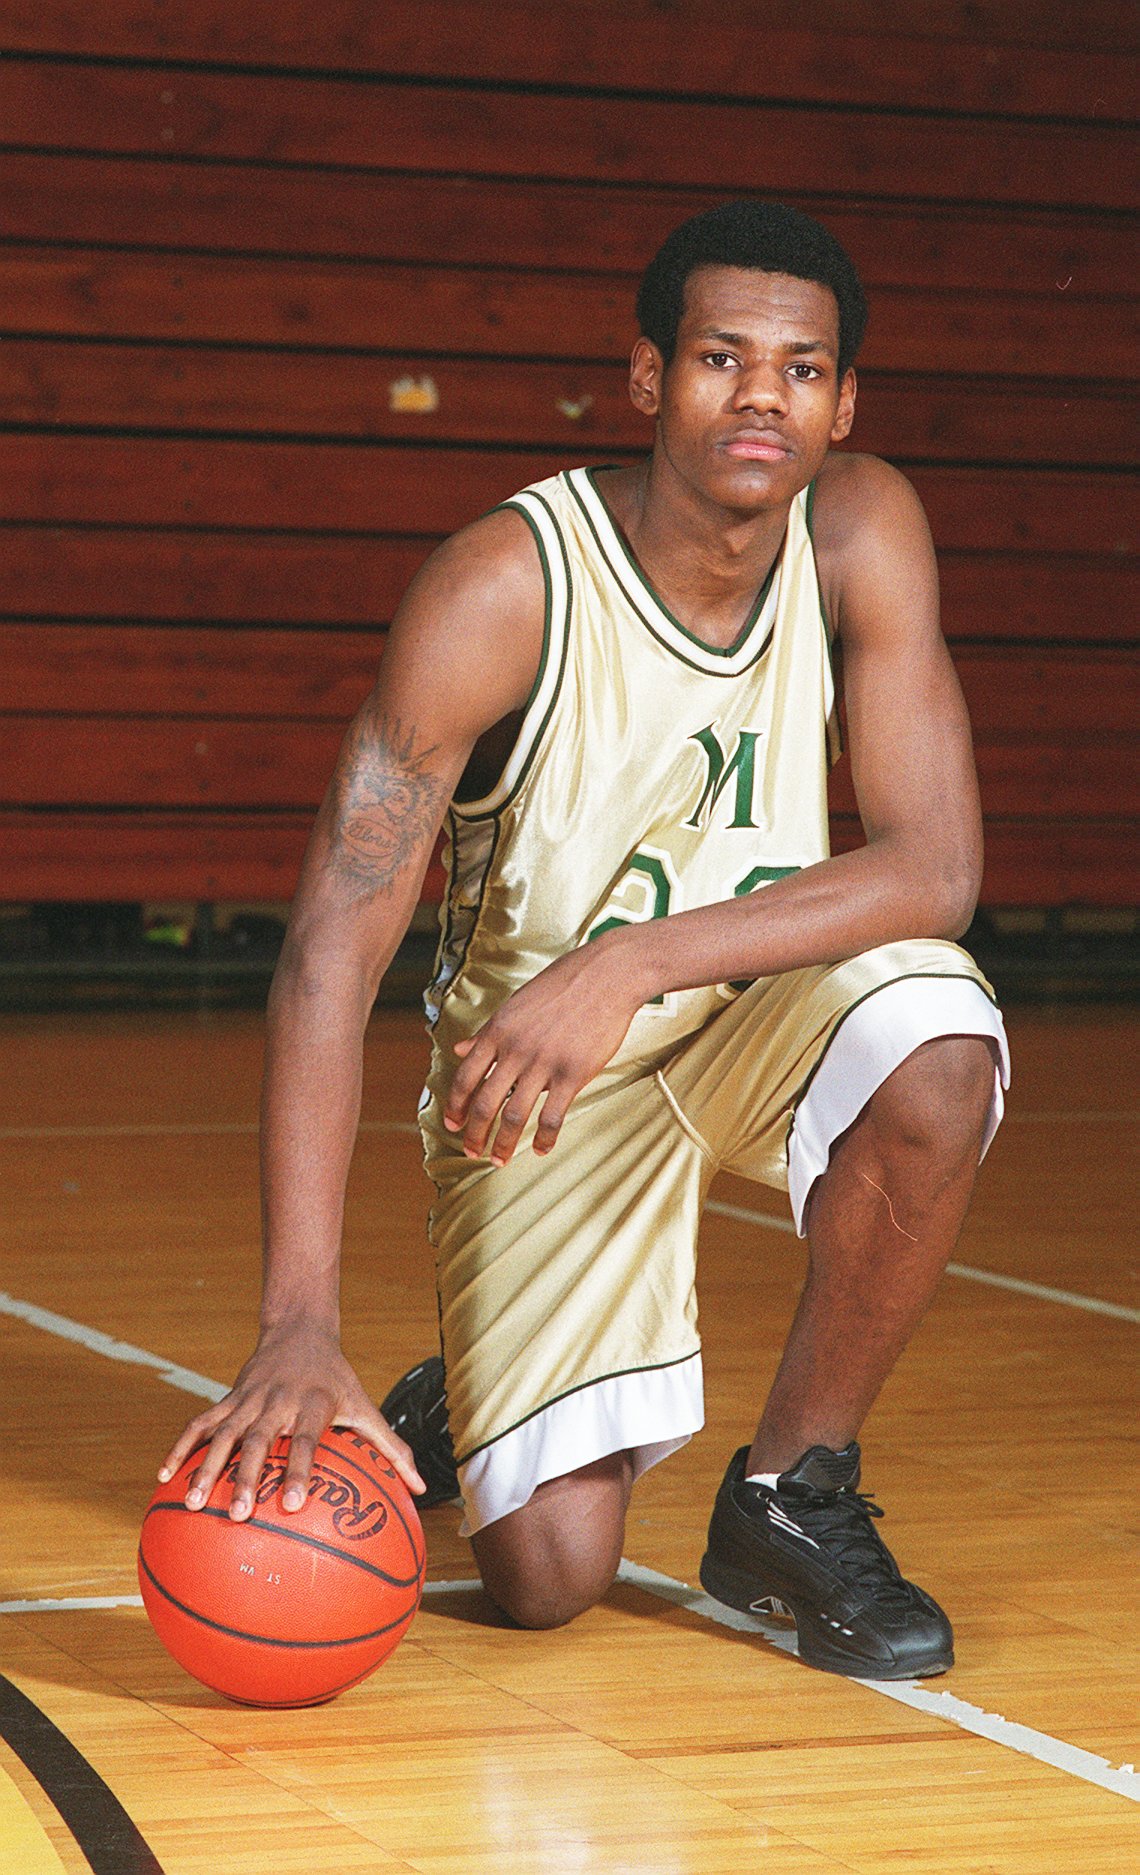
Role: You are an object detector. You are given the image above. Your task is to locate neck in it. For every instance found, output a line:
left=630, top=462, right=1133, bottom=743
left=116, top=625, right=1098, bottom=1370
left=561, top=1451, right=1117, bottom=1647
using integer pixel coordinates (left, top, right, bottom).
left=600, top=456, right=793, bottom=648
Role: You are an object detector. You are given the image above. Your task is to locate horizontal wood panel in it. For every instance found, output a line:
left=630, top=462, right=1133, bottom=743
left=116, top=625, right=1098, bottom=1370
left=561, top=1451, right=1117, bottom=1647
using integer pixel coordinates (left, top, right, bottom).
left=2, top=437, right=1134, bottom=554
left=828, top=817, right=1139, bottom=906
left=4, top=530, right=1132, bottom=642
left=4, top=716, right=1132, bottom=818
left=7, top=1, right=1134, bottom=115
left=4, top=250, right=1127, bottom=382
left=3, top=628, right=1135, bottom=737
left=828, top=742, right=1138, bottom=820
left=0, top=625, right=384, bottom=718
left=9, top=1, right=1137, bottom=61
left=0, top=718, right=342, bottom=809
left=4, top=61, right=1135, bottom=211
left=0, top=527, right=434, bottom=626
left=3, top=341, right=1133, bottom=468
left=2, top=812, right=1133, bottom=906
left=6, top=158, right=1127, bottom=298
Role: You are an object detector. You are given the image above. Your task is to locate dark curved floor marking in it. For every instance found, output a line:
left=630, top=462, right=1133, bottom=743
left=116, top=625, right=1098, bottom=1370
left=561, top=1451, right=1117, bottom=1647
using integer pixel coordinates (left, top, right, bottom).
left=0, top=1672, right=165, bottom=1874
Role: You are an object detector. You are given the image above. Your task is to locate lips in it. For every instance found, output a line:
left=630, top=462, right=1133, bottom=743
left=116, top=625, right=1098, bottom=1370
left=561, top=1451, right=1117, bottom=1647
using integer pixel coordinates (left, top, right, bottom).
left=720, top=431, right=791, bottom=461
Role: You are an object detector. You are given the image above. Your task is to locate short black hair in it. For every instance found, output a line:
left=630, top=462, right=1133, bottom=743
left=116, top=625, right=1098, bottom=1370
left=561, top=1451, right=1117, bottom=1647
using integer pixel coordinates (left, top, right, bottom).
left=636, top=199, right=868, bottom=377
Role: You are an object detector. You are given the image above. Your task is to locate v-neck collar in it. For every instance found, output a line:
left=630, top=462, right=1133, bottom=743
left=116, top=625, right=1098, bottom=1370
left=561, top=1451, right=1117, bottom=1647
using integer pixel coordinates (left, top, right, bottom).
left=567, top=466, right=783, bottom=677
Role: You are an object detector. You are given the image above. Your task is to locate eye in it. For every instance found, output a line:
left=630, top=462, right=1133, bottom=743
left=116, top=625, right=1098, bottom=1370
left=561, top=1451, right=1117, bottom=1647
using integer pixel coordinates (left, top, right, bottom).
left=788, top=362, right=823, bottom=381
left=703, top=351, right=737, bottom=369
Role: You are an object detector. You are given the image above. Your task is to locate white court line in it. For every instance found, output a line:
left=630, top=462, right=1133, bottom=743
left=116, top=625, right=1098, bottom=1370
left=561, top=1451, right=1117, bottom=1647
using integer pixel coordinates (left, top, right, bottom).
left=7, top=1576, right=1135, bottom=1803
left=0, top=1595, right=144, bottom=1614
left=703, top=1200, right=1140, bottom=1324
left=3, top=1118, right=1132, bottom=1322
left=0, top=1292, right=228, bottom=1402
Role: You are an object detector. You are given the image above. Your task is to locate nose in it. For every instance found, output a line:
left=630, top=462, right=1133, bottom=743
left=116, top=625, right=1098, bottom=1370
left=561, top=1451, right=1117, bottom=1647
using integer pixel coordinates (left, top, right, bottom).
left=731, top=362, right=788, bottom=415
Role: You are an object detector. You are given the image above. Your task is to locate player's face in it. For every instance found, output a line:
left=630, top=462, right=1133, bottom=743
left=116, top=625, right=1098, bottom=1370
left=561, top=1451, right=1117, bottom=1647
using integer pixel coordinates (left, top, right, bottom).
left=631, top=265, right=856, bottom=514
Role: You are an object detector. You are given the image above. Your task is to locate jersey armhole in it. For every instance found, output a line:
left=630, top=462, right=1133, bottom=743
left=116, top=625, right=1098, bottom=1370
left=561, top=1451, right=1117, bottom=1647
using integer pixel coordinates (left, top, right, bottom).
left=804, top=478, right=843, bottom=764
left=451, top=491, right=573, bottom=819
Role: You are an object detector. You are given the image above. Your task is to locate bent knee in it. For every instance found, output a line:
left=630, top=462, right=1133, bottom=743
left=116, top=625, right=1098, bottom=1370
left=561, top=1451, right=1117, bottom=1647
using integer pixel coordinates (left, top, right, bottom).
left=489, top=1567, right=616, bottom=1631
left=875, top=1034, right=996, bottom=1159
left=469, top=1451, right=631, bottom=1630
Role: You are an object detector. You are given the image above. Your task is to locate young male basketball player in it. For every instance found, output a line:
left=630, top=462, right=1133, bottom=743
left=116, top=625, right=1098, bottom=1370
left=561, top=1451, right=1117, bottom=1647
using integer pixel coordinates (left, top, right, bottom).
left=162, top=201, right=1008, bottom=1680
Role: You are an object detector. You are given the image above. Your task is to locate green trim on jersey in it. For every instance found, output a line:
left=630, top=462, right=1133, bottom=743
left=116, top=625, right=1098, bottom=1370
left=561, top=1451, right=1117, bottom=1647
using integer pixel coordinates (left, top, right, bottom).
left=452, top=1345, right=703, bottom=1467
left=451, top=493, right=573, bottom=820
left=585, top=466, right=778, bottom=659
left=567, top=471, right=778, bottom=678
left=424, top=812, right=506, bottom=1031
left=805, top=474, right=843, bottom=761
left=784, top=967, right=1000, bottom=1151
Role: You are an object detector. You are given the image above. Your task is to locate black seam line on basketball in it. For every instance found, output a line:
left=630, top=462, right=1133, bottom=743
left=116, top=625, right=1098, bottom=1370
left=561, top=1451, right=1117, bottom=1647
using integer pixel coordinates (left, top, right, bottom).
left=0, top=1671, right=166, bottom=1875
left=142, top=1503, right=422, bottom=1590
left=575, top=466, right=779, bottom=671
left=783, top=968, right=1001, bottom=1151
left=137, top=1551, right=418, bottom=1650
left=304, top=1434, right=425, bottom=1569
left=226, top=1652, right=397, bottom=1707
left=183, top=1432, right=424, bottom=1571
left=309, top=1435, right=426, bottom=1568
left=453, top=1347, right=702, bottom=1466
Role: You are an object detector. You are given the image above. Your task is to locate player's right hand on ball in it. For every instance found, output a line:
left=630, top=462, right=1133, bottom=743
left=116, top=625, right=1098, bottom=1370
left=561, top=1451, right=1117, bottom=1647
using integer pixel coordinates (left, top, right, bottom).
left=156, top=1322, right=426, bottom=1521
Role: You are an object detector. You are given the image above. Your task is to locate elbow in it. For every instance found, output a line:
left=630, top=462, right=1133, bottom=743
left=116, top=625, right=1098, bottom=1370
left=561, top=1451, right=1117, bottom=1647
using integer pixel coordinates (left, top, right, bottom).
left=268, top=922, right=377, bottom=1020
left=934, top=852, right=982, bottom=940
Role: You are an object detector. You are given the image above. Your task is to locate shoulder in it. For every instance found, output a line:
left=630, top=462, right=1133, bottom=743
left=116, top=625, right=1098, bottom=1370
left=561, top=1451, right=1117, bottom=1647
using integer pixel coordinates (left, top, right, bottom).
left=808, top=453, right=937, bottom=648
left=398, top=503, right=548, bottom=628
left=380, top=503, right=550, bottom=733
left=810, top=452, right=931, bottom=559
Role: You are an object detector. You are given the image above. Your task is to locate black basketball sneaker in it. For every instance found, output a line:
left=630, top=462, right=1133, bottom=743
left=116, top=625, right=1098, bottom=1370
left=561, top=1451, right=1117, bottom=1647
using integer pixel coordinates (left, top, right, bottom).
left=379, top=1356, right=461, bottom=1508
left=699, top=1444, right=953, bottom=1680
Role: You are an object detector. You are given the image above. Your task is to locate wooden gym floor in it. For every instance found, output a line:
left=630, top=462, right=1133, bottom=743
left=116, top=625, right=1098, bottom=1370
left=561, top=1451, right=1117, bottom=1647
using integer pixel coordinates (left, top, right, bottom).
left=1, top=1001, right=1137, bottom=1873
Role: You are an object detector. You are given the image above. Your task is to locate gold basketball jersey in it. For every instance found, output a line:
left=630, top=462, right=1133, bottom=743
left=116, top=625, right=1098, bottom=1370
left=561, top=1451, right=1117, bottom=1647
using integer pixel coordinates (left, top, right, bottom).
left=424, top=465, right=839, bottom=1087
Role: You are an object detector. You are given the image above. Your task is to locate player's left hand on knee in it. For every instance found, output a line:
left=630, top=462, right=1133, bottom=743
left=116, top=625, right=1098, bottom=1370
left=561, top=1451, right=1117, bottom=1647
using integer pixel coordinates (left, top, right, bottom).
left=442, top=941, right=644, bottom=1164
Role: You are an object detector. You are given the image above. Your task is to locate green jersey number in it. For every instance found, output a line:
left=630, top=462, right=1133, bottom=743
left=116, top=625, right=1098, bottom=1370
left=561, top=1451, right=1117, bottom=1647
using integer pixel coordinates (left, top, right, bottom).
left=585, top=850, right=800, bottom=1008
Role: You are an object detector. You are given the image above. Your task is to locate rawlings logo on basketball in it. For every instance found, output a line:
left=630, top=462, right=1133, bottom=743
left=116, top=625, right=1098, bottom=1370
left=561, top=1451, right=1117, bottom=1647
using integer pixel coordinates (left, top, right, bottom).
left=222, top=1455, right=391, bottom=1540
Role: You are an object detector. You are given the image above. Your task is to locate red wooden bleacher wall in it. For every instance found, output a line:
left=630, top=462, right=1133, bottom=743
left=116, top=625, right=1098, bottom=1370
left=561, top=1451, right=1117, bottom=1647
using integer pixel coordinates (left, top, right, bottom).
left=1, top=0, right=1136, bottom=907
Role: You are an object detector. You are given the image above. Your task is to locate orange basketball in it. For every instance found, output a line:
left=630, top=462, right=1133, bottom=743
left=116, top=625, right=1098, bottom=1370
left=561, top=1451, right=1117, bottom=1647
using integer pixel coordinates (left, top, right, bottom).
left=138, top=1426, right=426, bottom=1707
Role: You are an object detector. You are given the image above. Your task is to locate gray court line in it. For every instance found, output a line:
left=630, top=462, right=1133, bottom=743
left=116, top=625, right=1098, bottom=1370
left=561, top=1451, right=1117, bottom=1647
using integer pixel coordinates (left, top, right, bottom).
left=0, top=1112, right=1133, bottom=1141
left=421, top=1573, right=1138, bottom=1802
left=0, top=1292, right=228, bottom=1402
left=6, top=1575, right=1134, bottom=1803
left=2, top=1120, right=1132, bottom=1321
left=0, top=1120, right=420, bottom=1139
left=612, top=1563, right=1140, bottom=1804
left=0, top=1596, right=145, bottom=1614
left=703, top=1200, right=1140, bottom=1324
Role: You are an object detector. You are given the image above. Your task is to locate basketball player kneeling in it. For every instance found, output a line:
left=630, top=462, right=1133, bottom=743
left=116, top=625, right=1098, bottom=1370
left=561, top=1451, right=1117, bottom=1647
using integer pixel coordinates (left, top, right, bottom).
left=161, top=201, right=1008, bottom=1682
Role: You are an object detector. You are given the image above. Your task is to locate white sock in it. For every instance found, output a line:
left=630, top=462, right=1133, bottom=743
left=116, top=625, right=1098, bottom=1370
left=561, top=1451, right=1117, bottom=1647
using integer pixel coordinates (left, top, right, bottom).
left=745, top=1471, right=781, bottom=1489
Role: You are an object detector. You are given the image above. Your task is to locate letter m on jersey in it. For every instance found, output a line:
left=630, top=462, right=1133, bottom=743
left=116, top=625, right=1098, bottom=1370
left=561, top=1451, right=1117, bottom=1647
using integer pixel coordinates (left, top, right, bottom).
left=684, top=724, right=762, bottom=830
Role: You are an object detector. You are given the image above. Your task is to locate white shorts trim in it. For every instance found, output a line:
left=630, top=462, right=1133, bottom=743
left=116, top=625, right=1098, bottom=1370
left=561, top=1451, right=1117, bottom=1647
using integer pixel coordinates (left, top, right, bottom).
left=457, top=1351, right=704, bottom=1536
left=787, top=976, right=1010, bottom=1236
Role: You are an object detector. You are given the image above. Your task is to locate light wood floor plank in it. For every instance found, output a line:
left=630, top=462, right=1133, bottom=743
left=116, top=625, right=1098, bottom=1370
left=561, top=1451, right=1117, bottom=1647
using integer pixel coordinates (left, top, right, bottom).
left=1, top=1003, right=1136, bottom=1871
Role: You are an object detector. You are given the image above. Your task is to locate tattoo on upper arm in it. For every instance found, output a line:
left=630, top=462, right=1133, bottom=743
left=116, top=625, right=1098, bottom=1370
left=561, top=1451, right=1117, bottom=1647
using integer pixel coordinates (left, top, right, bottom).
left=328, top=701, right=448, bottom=898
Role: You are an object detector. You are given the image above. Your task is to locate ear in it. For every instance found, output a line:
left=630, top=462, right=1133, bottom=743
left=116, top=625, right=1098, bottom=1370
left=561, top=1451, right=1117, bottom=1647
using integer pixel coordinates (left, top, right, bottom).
left=629, top=337, right=664, bottom=419
left=830, top=367, right=857, bottom=444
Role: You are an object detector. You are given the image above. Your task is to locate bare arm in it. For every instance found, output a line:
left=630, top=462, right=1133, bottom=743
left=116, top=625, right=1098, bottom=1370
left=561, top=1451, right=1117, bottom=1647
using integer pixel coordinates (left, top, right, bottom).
left=447, top=456, right=983, bottom=1164
left=158, top=508, right=544, bottom=1515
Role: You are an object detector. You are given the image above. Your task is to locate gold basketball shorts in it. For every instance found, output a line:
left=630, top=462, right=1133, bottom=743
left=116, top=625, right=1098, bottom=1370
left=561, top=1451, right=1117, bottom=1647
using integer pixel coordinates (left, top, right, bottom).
left=419, top=938, right=1009, bottom=1532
